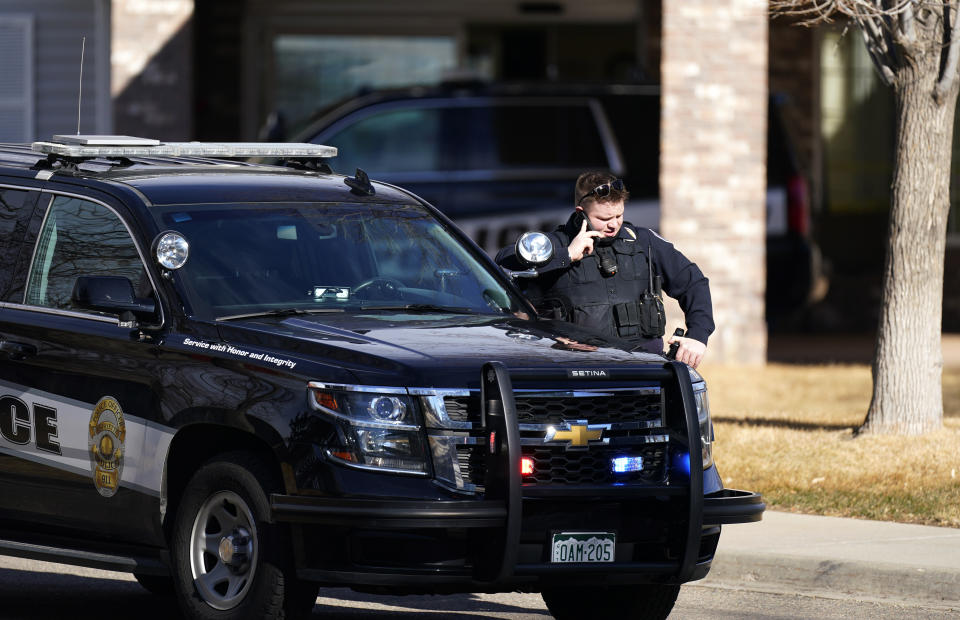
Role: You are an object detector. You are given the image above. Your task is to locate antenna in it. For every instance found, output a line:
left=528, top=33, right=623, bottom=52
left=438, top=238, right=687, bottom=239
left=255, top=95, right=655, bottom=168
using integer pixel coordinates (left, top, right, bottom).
left=77, top=36, right=85, bottom=135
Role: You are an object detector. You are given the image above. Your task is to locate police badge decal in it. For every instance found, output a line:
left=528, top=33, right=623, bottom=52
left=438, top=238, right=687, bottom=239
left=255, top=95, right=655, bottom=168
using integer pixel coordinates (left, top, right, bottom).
left=88, top=396, right=126, bottom=497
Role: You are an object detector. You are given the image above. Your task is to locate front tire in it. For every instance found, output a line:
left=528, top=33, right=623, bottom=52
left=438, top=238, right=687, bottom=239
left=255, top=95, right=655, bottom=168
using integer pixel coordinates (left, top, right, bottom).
left=541, top=583, right=681, bottom=620
left=170, top=452, right=316, bottom=619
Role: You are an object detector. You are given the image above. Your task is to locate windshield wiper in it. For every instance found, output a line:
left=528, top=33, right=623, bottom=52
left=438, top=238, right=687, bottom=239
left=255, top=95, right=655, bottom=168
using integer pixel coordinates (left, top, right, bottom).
left=217, top=307, right=346, bottom=321
left=358, top=304, right=478, bottom=314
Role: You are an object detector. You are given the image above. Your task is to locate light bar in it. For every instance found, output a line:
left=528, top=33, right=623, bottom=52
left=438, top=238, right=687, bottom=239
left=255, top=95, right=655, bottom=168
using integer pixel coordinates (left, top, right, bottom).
left=32, top=135, right=337, bottom=159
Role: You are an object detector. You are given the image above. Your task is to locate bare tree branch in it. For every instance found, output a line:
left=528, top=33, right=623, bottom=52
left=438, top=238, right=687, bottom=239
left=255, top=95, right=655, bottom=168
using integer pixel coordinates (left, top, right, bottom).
left=850, top=8, right=901, bottom=83
left=773, top=0, right=944, bottom=85
left=772, top=0, right=928, bottom=24
left=935, top=1, right=960, bottom=102
left=900, top=0, right=917, bottom=43
left=770, top=0, right=841, bottom=25
left=878, top=6, right=906, bottom=70
left=861, top=17, right=899, bottom=83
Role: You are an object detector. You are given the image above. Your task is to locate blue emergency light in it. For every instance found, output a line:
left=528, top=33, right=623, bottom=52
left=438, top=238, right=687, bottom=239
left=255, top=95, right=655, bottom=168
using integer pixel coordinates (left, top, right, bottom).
left=611, top=456, right=644, bottom=474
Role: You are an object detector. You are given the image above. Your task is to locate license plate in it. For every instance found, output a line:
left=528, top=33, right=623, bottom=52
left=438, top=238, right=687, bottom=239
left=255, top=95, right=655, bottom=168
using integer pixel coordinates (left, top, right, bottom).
left=551, top=532, right=616, bottom=563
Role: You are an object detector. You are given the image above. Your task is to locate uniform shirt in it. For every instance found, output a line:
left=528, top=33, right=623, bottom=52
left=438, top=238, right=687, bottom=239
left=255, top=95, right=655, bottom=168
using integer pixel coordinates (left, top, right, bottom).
left=496, top=217, right=715, bottom=347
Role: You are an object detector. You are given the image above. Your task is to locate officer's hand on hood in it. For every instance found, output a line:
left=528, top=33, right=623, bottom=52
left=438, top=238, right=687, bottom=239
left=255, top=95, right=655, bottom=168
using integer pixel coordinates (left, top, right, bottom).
left=568, top=219, right=602, bottom=262
left=668, top=335, right=707, bottom=369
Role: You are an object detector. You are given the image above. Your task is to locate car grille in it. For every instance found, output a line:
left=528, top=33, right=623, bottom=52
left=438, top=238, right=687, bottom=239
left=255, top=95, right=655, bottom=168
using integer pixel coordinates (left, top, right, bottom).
left=456, top=444, right=486, bottom=491
left=443, top=391, right=663, bottom=426
left=442, top=396, right=471, bottom=423
left=515, top=393, right=662, bottom=425
left=440, top=389, right=667, bottom=492
left=521, top=445, right=666, bottom=485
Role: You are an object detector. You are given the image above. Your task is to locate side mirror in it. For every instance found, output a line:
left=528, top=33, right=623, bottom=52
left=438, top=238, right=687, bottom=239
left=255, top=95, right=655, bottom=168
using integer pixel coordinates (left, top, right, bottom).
left=72, top=276, right=157, bottom=318
left=516, top=232, right=554, bottom=267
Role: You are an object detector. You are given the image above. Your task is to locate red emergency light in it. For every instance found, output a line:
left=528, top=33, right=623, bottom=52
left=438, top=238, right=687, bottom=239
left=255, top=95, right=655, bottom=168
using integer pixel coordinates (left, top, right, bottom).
left=521, top=456, right=535, bottom=476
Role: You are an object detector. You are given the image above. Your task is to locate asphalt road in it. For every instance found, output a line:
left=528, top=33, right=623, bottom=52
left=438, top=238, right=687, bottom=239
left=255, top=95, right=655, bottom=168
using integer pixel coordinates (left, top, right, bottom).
left=0, top=557, right=956, bottom=620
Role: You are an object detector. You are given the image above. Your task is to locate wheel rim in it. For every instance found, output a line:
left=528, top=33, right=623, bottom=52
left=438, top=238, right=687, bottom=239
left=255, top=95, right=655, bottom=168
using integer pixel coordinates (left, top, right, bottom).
left=189, top=490, right=259, bottom=610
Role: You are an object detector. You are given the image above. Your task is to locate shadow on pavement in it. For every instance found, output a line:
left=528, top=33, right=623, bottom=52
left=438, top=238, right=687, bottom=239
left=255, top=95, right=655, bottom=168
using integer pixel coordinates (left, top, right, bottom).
left=0, top=569, right=178, bottom=619
left=0, top=569, right=551, bottom=619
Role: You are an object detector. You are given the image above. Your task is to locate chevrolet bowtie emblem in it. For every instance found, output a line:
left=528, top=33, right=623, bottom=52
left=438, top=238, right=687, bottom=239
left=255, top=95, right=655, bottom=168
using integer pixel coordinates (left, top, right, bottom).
left=544, top=421, right=610, bottom=450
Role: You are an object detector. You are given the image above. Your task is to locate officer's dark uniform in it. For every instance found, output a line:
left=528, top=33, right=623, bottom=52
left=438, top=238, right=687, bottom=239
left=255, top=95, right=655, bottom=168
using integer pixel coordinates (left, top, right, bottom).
left=497, top=213, right=715, bottom=354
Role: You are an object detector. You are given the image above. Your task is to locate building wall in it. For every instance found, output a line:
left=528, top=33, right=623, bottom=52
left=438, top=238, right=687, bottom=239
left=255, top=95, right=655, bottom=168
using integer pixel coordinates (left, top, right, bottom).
left=661, top=0, right=769, bottom=364
left=112, top=0, right=193, bottom=140
left=238, top=0, right=646, bottom=139
left=0, top=0, right=110, bottom=141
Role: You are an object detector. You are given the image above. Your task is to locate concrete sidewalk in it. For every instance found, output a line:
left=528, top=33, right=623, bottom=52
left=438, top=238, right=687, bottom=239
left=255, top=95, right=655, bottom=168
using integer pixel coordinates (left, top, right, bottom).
left=702, top=511, right=960, bottom=609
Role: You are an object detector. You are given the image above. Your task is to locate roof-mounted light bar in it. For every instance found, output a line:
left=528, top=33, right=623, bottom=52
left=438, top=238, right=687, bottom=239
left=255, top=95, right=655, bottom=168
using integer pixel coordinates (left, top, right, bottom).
left=31, top=135, right=337, bottom=159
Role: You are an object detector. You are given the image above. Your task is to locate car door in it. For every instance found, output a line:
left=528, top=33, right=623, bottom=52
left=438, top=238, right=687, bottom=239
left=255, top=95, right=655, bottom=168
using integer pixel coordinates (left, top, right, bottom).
left=0, top=190, right=168, bottom=545
left=0, top=183, right=44, bottom=508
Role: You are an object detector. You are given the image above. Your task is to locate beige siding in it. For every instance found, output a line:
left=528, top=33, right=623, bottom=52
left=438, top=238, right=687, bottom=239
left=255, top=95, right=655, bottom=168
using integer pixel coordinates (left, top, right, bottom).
left=1, top=0, right=110, bottom=140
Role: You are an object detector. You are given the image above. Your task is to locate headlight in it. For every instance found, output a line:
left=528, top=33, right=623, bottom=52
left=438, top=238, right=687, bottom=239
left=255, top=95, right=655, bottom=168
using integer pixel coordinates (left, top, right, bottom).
left=308, top=384, right=428, bottom=474
left=369, top=395, right=407, bottom=422
left=693, top=382, right=714, bottom=469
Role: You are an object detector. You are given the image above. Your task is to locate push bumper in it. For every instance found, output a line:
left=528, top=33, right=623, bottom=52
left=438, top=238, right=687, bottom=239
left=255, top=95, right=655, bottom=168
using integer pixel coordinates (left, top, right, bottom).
left=272, top=361, right=764, bottom=589
left=271, top=494, right=507, bottom=529
left=703, top=488, right=766, bottom=525
left=271, top=487, right=765, bottom=529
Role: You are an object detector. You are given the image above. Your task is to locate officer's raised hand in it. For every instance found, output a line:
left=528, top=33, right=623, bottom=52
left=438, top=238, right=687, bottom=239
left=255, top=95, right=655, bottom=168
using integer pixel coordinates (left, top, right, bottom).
left=568, top=218, right=602, bottom=262
left=667, top=334, right=707, bottom=369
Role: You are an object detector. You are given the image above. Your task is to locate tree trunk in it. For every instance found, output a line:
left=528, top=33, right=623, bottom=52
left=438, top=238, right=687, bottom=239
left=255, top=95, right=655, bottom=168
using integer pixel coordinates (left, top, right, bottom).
left=859, top=48, right=958, bottom=435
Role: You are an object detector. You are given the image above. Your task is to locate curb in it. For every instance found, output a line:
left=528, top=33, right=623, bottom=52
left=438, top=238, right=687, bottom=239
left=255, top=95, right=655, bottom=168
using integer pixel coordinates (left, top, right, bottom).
left=702, top=551, right=960, bottom=610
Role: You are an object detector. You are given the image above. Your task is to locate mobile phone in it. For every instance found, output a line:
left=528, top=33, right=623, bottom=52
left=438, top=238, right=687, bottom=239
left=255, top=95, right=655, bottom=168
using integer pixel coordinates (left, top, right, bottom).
left=571, top=209, right=591, bottom=232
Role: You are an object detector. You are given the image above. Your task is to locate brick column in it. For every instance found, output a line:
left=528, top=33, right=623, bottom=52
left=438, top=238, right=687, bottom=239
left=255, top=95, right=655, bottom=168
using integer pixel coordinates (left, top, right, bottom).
left=112, top=0, right=194, bottom=140
left=661, top=0, right=768, bottom=364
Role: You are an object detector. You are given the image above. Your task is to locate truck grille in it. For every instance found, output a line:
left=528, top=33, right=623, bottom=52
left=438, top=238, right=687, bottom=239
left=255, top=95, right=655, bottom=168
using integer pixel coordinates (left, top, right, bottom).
left=442, top=397, right=471, bottom=422
left=440, top=389, right=667, bottom=491
left=443, top=391, right=663, bottom=426
left=456, top=444, right=486, bottom=491
left=515, top=393, right=662, bottom=425
left=521, top=445, right=666, bottom=485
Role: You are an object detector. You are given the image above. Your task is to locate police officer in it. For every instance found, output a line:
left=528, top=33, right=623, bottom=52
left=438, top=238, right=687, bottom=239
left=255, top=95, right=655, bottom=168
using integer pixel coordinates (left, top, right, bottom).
left=496, top=171, right=714, bottom=368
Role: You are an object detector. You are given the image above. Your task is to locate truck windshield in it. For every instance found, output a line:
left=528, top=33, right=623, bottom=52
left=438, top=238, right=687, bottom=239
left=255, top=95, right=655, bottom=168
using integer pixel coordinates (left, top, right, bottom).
left=152, top=202, right=525, bottom=320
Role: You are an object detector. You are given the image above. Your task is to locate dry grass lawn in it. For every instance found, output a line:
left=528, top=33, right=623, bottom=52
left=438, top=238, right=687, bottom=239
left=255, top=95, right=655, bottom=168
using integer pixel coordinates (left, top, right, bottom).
left=701, top=363, right=960, bottom=527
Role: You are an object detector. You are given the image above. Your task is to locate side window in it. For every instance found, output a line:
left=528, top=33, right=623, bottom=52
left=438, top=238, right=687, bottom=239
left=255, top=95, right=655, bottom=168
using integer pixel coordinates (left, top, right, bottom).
left=24, top=196, right=147, bottom=313
left=0, top=187, right=38, bottom=301
left=456, top=104, right=609, bottom=171
left=317, top=106, right=444, bottom=174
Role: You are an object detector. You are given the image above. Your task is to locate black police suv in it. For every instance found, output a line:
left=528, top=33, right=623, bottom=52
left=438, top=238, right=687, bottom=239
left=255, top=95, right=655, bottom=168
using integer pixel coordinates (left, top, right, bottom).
left=0, top=136, right=763, bottom=620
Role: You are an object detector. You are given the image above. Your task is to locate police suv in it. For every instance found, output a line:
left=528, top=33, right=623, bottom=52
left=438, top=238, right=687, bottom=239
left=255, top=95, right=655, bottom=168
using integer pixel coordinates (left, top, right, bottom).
left=0, top=136, right=763, bottom=620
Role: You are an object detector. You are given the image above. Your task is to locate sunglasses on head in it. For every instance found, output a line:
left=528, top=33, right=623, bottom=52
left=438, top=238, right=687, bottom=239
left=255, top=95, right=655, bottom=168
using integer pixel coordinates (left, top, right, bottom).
left=577, top=179, right=625, bottom=206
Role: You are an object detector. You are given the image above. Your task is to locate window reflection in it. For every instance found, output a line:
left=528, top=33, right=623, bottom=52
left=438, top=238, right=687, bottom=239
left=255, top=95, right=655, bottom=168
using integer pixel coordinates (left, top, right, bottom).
left=25, top=196, right=147, bottom=312
left=272, top=35, right=455, bottom=131
left=156, top=203, right=519, bottom=319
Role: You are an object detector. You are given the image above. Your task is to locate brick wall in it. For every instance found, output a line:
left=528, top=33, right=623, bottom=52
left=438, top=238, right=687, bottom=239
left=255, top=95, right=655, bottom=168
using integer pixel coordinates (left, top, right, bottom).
left=112, top=0, right=194, bottom=140
left=661, top=0, right=769, bottom=364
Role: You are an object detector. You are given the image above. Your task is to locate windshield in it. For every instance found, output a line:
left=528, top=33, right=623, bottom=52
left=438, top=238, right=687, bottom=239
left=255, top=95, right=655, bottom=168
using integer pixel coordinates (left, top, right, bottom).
left=153, top=202, right=525, bottom=320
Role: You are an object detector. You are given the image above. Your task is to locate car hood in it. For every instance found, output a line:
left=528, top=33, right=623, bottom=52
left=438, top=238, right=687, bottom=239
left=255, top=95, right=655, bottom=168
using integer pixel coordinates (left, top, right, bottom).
left=214, top=312, right=665, bottom=387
